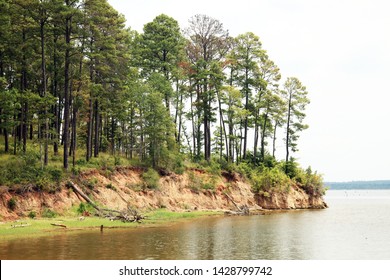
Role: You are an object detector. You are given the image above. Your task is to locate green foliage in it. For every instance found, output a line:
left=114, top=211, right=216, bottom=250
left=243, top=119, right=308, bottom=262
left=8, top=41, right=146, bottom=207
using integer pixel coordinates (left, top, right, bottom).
left=0, top=152, right=41, bottom=185
left=105, top=183, right=117, bottom=191
left=295, top=167, right=325, bottom=196
left=187, top=170, right=217, bottom=192
left=41, top=208, right=57, bottom=218
left=0, top=1, right=321, bottom=203
left=84, top=178, right=98, bottom=190
left=7, top=197, right=17, bottom=211
left=48, top=167, right=63, bottom=183
left=282, top=159, right=299, bottom=178
left=142, top=168, right=160, bottom=189
left=236, top=162, right=253, bottom=179
left=76, top=202, right=95, bottom=215
left=77, top=202, right=87, bottom=214
left=35, top=177, right=54, bottom=193
left=28, top=211, right=37, bottom=219
left=251, top=166, right=291, bottom=193
left=187, top=171, right=202, bottom=192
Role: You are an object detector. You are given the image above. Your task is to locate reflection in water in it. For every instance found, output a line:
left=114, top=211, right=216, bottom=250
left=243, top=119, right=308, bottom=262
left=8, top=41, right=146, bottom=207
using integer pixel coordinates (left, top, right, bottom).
left=1, top=190, right=390, bottom=260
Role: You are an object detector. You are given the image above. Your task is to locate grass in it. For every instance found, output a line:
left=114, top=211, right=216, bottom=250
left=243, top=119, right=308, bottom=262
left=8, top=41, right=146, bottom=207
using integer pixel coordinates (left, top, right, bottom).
left=0, top=209, right=222, bottom=241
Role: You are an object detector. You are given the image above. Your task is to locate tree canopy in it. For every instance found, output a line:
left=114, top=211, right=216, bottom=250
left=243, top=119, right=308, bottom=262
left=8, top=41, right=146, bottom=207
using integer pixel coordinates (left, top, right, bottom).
left=0, top=3, right=310, bottom=176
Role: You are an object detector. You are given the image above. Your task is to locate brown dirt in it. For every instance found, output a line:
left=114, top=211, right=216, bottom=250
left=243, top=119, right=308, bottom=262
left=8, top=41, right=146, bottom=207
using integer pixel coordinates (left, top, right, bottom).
left=0, top=167, right=327, bottom=221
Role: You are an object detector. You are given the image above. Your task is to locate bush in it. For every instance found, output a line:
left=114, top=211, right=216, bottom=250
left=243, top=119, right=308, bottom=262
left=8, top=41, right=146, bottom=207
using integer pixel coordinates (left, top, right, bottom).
left=187, top=170, right=202, bottom=192
left=158, top=150, right=185, bottom=174
left=41, top=208, right=57, bottom=218
left=106, top=183, right=117, bottom=191
left=7, top=197, right=17, bottom=211
left=298, top=167, right=325, bottom=196
left=35, top=177, right=54, bottom=192
left=84, top=178, right=98, bottom=190
left=282, top=159, right=299, bottom=178
left=76, top=202, right=94, bottom=215
left=0, top=152, right=42, bottom=185
left=28, top=211, right=36, bottom=219
left=204, top=159, right=221, bottom=176
left=236, top=162, right=252, bottom=179
left=142, top=168, right=160, bottom=189
left=251, top=166, right=290, bottom=193
left=114, top=156, right=121, bottom=166
left=48, top=167, right=63, bottom=183
left=187, top=170, right=216, bottom=192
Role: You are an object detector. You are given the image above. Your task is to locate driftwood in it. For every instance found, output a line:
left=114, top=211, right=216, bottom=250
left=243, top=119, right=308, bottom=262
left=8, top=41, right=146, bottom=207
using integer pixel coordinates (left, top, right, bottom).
left=105, top=206, right=145, bottom=223
left=67, top=180, right=145, bottom=223
left=224, top=193, right=250, bottom=215
left=51, top=223, right=67, bottom=228
left=11, top=223, right=31, bottom=228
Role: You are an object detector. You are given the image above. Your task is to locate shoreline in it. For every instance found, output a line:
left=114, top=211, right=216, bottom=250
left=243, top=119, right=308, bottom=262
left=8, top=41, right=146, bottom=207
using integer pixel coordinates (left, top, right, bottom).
left=0, top=207, right=326, bottom=242
left=0, top=209, right=224, bottom=242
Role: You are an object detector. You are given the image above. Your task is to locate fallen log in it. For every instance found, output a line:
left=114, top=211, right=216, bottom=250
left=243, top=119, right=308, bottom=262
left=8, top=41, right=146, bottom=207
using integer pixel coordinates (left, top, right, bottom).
left=67, top=180, right=101, bottom=212
left=224, top=193, right=250, bottom=215
left=51, top=223, right=67, bottom=228
left=67, top=181, right=145, bottom=223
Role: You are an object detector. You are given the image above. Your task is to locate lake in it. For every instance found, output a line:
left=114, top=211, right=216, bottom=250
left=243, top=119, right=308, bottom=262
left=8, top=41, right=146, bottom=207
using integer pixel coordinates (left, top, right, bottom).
left=1, top=189, right=390, bottom=260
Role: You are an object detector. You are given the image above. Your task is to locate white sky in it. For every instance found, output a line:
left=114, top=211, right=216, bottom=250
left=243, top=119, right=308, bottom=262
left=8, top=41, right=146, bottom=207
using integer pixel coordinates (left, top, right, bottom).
left=108, top=0, right=390, bottom=182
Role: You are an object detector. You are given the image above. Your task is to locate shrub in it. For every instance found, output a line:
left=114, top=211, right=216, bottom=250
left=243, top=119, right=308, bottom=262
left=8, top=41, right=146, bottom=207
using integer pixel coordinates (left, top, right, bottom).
left=106, top=183, right=117, bottom=191
left=236, top=162, right=252, bottom=179
left=76, top=202, right=94, bottom=215
left=35, top=177, right=54, bottom=192
left=187, top=170, right=202, bottom=192
left=48, top=167, right=63, bottom=183
left=204, top=159, right=221, bottom=176
left=298, top=167, right=325, bottom=196
left=282, top=159, right=299, bottom=178
left=28, top=211, right=36, bottom=219
left=7, top=197, right=17, bottom=211
left=71, top=165, right=81, bottom=175
left=251, top=166, right=290, bottom=193
left=42, top=208, right=57, bottom=218
left=77, top=202, right=86, bottom=214
left=202, top=182, right=215, bottom=190
left=142, top=168, right=160, bottom=189
left=158, top=150, right=185, bottom=174
left=85, top=178, right=98, bottom=190
left=114, top=156, right=121, bottom=166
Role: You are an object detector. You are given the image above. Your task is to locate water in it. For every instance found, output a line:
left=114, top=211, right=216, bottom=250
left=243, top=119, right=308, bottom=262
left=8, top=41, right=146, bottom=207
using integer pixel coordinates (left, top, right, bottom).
left=1, top=189, right=390, bottom=260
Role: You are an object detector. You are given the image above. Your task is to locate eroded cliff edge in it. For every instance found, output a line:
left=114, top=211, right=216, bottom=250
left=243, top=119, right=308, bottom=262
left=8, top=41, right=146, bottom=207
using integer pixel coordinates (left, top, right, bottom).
left=0, top=167, right=327, bottom=220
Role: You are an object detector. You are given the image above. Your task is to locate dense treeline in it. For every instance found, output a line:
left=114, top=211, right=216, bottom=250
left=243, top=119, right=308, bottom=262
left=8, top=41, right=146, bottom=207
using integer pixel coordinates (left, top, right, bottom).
left=0, top=0, right=311, bottom=178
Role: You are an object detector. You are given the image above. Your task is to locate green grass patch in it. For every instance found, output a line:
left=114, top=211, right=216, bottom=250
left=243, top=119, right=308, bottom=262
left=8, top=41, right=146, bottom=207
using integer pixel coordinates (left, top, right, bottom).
left=0, top=210, right=223, bottom=241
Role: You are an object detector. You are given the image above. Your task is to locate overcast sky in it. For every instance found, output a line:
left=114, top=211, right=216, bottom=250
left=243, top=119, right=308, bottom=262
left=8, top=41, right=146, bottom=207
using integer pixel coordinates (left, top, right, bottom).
left=108, top=0, right=390, bottom=182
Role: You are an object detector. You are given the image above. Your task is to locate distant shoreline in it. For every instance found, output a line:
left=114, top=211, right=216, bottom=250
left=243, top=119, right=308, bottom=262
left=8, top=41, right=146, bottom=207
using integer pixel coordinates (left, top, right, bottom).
left=325, top=180, right=390, bottom=190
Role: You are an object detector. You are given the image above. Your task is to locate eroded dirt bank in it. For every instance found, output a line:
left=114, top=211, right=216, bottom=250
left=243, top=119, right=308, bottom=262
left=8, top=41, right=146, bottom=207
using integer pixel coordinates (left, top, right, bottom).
left=0, top=167, right=327, bottom=220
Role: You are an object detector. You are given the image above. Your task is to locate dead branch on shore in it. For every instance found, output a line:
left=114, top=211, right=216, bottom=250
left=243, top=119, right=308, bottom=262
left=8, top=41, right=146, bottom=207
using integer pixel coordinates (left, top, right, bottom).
left=67, top=180, right=145, bottom=223
left=11, top=223, right=31, bottom=228
left=51, top=223, right=67, bottom=228
left=224, top=193, right=250, bottom=215
left=105, top=207, right=145, bottom=223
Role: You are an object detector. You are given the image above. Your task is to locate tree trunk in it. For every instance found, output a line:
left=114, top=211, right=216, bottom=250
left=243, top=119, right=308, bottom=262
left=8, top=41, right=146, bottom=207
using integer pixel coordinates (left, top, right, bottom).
left=243, top=69, right=249, bottom=160
left=260, top=112, right=269, bottom=162
left=40, top=17, right=49, bottom=166
left=4, top=128, right=9, bottom=153
left=63, top=8, right=72, bottom=170
left=285, top=91, right=292, bottom=170
left=217, top=89, right=228, bottom=160
left=272, top=121, right=278, bottom=159
left=93, top=99, right=99, bottom=157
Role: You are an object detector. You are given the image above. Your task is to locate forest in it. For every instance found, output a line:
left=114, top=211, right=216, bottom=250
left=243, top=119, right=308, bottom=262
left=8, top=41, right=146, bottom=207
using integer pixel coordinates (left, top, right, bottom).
left=0, top=0, right=321, bottom=192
